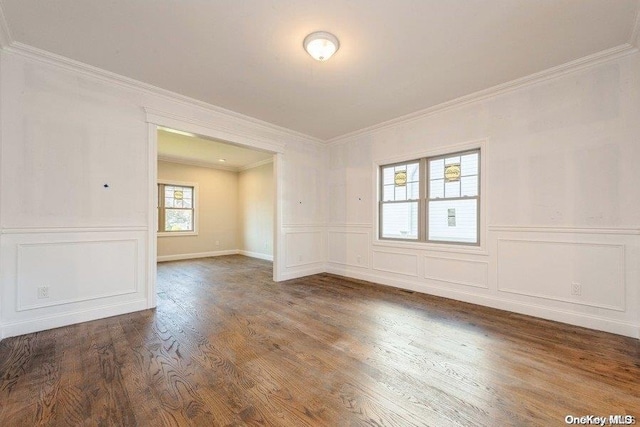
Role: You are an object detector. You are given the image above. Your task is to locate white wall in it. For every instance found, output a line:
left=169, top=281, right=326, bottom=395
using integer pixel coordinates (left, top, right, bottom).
left=327, top=51, right=640, bottom=338
left=157, top=160, right=238, bottom=260
left=0, top=48, right=326, bottom=339
left=238, top=162, right=274, bottom=260
left=1, top=41, right=637, bottom=340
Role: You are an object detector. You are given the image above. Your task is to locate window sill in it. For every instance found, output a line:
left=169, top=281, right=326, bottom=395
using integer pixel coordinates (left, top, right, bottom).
left=373, top=239, right=488, bottom=256
left=157, top=231, right=198, bottom=237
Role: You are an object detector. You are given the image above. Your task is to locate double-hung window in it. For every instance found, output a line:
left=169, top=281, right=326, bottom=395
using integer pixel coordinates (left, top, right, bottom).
left=158, top=183, right=196, bottom=234
left=379, top=149, right=480, bottom=245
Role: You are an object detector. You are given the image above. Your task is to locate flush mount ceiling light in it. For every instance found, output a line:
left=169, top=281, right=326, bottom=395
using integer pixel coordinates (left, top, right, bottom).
left=303, top=31, right=340, bottom=61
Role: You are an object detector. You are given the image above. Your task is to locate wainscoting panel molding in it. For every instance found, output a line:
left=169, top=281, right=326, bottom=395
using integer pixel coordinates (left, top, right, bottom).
left=372, top=250, right=418, bottom=277
left=284, top=230, right=324, bottom=268
left=424, top=255, right=489, bottom=289
left=17, top=239, right=139, bottom=311
left=327, top=230, right=370, bottom=268
left=497, top=239, right=625, bottom=311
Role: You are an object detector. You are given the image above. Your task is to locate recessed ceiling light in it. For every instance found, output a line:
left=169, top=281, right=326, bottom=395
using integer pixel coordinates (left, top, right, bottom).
left=158, top=126, right=195, bottom=137
left=303, top=31, right=340, bottom=62
left=219, top=159, right=226, bottom=162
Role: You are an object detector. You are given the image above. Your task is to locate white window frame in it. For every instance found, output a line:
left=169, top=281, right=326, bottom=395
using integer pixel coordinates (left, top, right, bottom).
left=374, top=140, right=487, bottom=254
left=157, top=179, right=199, bottom=237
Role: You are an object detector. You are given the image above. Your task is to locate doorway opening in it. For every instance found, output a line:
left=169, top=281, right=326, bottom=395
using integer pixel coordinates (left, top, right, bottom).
left=146, top=121, right=281, bottom=307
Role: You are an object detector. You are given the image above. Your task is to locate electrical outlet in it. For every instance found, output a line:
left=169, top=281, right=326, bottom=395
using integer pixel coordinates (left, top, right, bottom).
left=571, top=283, right=582, bottom=296
left=357, top=256, right=362, bottom=264
left=298, top=254, right=302, bottom=262
left=215, top=240, right=220, bottom=246
left=37, top=286, right=49, bottom=299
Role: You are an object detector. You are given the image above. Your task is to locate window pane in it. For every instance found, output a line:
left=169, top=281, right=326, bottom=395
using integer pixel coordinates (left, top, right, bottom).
left=181, top=187, right=193, bottom=199
left=461, top=175, right=478, bottom=197
left=383, top=167, right=394, bottom=185
left=430, top=179, right=444, bottom=199
left=407, top=182, right=419, bottom=199
left=461, top=153, right=479, bottom=176
left=430, top=159, right=444, bottom=180
left=445, top=156, right=461, bottom=166
left=381, top=202, right=418, bottom=239
left=406, top=162, right=419, bottom=182
left=394, top=185, right=407, bottom=200
left=165, top=209, right=193, bottom=232
left=445, top=180, right=460, bottom=198
left=383, top=185, right=394, bottom=201
left=428, top=199, right=477, bottom=243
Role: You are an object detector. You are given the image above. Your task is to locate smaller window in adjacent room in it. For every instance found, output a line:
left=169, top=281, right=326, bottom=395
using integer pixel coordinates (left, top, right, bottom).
left=158, top=183, right=195, bottom=233
left=378, top=148, right=480, bottom=245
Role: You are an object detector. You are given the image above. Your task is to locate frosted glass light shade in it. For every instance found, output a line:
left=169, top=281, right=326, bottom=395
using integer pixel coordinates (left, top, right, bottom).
left=303, top=31, right=340, bottom=61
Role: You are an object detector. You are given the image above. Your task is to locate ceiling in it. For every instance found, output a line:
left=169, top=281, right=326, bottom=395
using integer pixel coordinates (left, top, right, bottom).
left=1, top=0, right=639, bottom=140
left=158, top=129, right=272, bottom=171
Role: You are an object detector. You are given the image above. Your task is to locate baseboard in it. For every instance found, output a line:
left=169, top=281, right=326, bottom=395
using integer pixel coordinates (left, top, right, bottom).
left=277, top=265, right=326, bottom=281
left=157, top=249, right=239, bottom=262
left=0, top=298, right=148, bottom=340
left=326, top=265, right=640, bottom=339
left=238, top=250, right=273, bottom=261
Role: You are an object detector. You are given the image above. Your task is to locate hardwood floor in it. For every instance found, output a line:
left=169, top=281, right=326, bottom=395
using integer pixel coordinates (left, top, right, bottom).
left=0, top=255, right=638, bottom=426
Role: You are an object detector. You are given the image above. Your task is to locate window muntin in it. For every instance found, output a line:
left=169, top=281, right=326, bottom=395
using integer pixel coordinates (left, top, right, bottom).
left=379, top=149, right=480, bottom=245
left=158, top=184, right=195, bottom=233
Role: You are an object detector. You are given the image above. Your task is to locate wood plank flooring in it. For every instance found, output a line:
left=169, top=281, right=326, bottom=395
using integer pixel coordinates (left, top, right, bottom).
left=0, top=255, right=638, bottom=426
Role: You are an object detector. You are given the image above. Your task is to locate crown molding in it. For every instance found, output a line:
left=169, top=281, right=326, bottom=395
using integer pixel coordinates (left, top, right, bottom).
left=630, top=0, right=640, bottom=48
left=239, top=158, right=273, bottom=172
left=327, top=43, right=639, bottom=146
left=157, top=154, right=240, bottom=172
left=0, top=1, right=13, bottom=48
left=1, top=41, right=324, bottom=147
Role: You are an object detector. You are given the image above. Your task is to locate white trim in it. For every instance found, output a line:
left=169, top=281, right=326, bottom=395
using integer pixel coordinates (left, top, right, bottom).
left=147, top=124, right=158, bottom=309
left=327, top=223, right=373, bottom=228
left=488, top=225, right=640, bottom=235
left=1, top=226, right=148, bottom=234
left=327, top=44, right=638, bottom=145
left=273, top=153, right=284, bottom=281
left=145, top=108, right=288, bottom=154
left=2, top=42, right=322, bottom=146
left=158, top=154, right=240, bottom=172
left=157, top=249, right=239, bottom=263
left=325, top=267, right=639, bottom=339
left=277, top=266, right=325, bottom=281
left=239, top=158, right=273, bottom=172
left=630, top=0, right=640, bottom=48
left=1, top=298, right=148, bottom=340
left=238, top=250, right=273, bottom=262
left=282, top=223, right=326, bottom=228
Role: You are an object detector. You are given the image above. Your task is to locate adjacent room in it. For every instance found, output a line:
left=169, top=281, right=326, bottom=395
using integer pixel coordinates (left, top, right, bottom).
left=0, top=1, right=638, bottom=425
left=156, top=127, right=275, bottom=266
